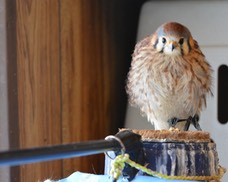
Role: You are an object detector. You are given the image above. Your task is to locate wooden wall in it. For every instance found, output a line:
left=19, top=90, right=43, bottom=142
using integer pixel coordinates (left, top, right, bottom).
left=6, top=0, right=144, bottom=181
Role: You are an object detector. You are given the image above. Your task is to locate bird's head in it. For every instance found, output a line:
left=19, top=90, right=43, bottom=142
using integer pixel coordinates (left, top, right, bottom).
left=152, top=22, right=194, bottom=56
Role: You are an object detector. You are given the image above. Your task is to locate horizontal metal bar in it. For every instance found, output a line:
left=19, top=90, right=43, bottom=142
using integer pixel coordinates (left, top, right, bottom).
left=0, top=140, right=119, bottom=167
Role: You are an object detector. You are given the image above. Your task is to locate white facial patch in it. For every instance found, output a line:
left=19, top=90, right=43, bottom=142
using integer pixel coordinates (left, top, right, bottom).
left=156, top=40, right=164, bottom=52
left=163, top=45, right=181, bottom=56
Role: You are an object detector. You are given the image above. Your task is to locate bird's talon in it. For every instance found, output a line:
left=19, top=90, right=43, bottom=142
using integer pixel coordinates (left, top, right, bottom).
left=192, top=114, right=202, bottom=131
left=168, top=117, right=180, bottom=128
left=184, top=120, right=191, bottom=131
left=194, top=124, right=202, bottom=131
left=184, top=115, right=202, bottom=131
left=193, top=114, right=199, bottom=122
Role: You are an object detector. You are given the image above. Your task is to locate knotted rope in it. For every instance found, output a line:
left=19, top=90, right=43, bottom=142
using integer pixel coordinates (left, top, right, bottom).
left=110, top=154, right=226, bottom=182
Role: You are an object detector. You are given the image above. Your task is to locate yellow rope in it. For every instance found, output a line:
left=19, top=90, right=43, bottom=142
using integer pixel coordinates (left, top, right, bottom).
left=110, top=154, right=226, bottom=181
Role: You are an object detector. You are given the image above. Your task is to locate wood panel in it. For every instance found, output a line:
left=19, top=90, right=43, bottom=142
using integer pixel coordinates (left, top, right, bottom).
left=16, top=1, right=62, bottom=181
left=60, top=0, right=142, bottom=176
left=60, top=0, right=113, bottom=175
left=13, top=0, right=143, bottom=181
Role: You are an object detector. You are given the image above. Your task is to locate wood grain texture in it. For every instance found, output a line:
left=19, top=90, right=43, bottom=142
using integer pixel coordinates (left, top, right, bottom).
left=60, top=0, right=142, bottom=176
left=16, top=0, right=62, bottom=181
left=13, top=0, right=143, bottom=181
left=60, top=0, right=113, bottom=175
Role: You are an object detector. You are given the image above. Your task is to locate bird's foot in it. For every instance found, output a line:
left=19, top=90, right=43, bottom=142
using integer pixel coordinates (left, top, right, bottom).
left=168, top=115, right=202, bottom=131
left=168, top=117, right=186, bottom=128
left=184, top=114, right=202, bottom=131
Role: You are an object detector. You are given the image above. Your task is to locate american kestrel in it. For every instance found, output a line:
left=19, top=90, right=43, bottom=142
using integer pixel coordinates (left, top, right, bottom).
left=126, top=22, right=212, bottom=130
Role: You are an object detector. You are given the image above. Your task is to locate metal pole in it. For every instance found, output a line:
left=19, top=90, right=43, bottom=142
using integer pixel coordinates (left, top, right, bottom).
left=0, top=140, right=118, bottom=166
left=0, top=130, right=141, bottom=167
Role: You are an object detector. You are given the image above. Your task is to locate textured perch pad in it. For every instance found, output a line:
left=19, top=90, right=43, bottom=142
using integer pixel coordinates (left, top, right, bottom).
left=119, top=128, right=211, bottom=142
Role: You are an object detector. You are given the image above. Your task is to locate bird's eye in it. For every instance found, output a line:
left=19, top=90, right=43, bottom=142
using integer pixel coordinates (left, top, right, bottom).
left=179, top=38, right=184, bottom=45
left=162, top=37, right=166, bottom=44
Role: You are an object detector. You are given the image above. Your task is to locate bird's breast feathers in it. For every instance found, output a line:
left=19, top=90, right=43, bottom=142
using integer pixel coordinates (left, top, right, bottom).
left=127, top=50, right=211, bottom=117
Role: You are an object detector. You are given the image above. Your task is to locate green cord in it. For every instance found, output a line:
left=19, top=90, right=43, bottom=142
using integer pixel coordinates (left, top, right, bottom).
left=110, top=154, right=226, bottom=181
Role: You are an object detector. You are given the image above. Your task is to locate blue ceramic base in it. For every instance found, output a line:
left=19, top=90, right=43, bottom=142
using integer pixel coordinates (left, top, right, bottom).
left=105, top=140, right=219, bottom=179
left=143, top=141, right=218, bottom=176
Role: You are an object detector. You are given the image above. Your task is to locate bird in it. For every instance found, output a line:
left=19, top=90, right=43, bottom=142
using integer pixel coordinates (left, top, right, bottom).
left=126, top=22, right=212, bottom=130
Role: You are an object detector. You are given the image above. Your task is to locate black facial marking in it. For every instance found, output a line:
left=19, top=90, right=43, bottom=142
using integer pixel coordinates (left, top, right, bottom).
left=159, top=47, right=164, bottom=53
left=153, top=39, right=159, bottom=49
left=179, top=38, right=184, bottom=55
left=181, top=47, right=184, bottom=56
left=187, top=40, right=192, bottom=52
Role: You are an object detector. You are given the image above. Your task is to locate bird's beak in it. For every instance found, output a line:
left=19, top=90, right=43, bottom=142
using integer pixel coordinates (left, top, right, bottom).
left=168, top=40, right=178, bottom=51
